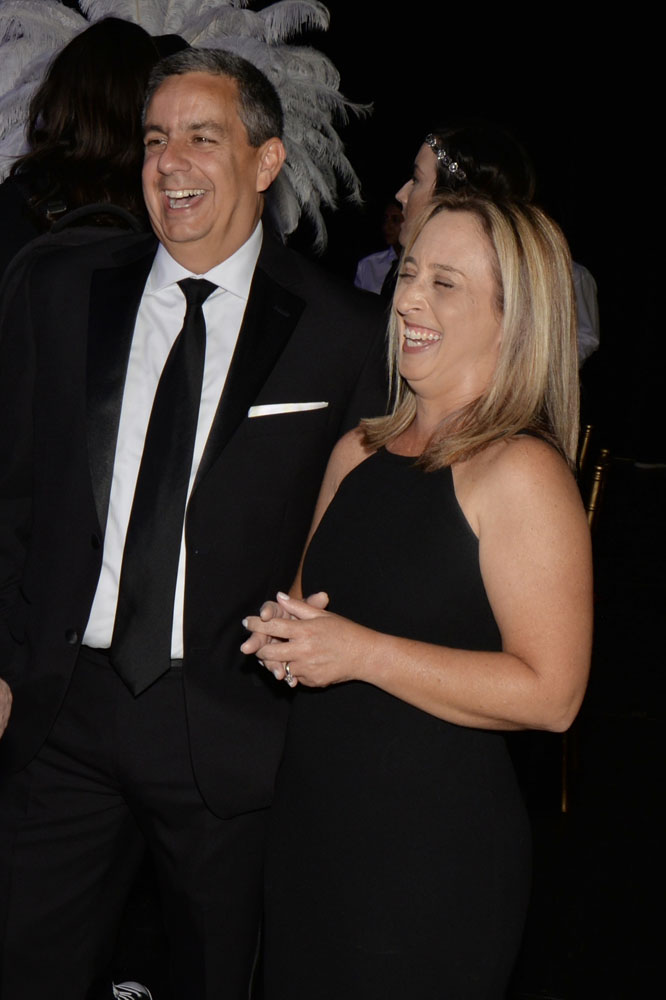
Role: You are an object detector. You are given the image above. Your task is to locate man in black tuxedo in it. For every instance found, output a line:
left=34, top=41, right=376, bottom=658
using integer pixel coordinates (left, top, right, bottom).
left=0, top=48, right=385, bottom=999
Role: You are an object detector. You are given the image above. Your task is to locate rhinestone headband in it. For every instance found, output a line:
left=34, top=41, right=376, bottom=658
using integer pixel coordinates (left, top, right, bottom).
left=424, top=133, right=467, bottom=182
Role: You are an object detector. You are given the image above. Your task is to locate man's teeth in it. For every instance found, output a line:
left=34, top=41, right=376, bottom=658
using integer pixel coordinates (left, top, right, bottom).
left=165, top=189, right=205, bottom=207
left=165, top=189, right=205, bottom=199
left=405, top=329, right=441, bottom=343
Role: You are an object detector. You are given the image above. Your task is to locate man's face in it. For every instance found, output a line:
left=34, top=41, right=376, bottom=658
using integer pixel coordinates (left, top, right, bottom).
left=382, top=204, right=404, bottom=249
left=142, top=71, right=284, bottom=272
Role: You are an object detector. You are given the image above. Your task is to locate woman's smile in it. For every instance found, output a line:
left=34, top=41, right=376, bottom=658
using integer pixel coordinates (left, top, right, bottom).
left=402, top=324, right=443, bottom=351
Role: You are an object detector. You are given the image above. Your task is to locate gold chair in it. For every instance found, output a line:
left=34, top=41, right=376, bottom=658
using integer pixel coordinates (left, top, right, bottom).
left=577, top=422, right=594, bottom=477
left=561, top=433, right=610, bottom=813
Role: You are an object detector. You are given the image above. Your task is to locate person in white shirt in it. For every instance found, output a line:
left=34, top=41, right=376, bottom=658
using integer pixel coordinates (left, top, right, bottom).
left=0, top=47, right=386, bottom=1000
left=354, top=200, right=403, bottom=296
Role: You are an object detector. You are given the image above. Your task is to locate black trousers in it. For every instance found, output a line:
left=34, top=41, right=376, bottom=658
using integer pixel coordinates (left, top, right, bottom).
left=0, top=648, right=267, bottom=1000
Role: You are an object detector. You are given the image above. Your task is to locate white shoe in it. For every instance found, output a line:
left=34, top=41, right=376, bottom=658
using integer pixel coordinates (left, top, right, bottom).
left=112, top=983, right=154, bottom=1000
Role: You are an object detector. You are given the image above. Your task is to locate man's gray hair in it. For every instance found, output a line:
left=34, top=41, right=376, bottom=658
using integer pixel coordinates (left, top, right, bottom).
left=144, top=47, right=284, bottom=146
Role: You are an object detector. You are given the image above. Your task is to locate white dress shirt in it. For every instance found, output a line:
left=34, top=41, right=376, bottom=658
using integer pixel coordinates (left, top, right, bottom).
left=573, top=261, right=600, bottom=365
left=84, top=223, right=263, bottom=657
left=354, top=247, right=398, bottom=295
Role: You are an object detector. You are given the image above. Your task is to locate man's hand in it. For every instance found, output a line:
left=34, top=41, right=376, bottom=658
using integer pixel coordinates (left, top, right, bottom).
left=0, top=678, right=12, bottom=738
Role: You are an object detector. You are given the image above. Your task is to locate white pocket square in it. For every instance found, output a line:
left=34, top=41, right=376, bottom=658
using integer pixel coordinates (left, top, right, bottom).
left=248, top=402, right=329, bottom=417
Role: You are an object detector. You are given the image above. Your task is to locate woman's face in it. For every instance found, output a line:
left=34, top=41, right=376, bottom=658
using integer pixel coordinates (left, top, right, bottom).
left=395, top=143, right=438, bottom=246
left=394, top=209, right=502, bottom=411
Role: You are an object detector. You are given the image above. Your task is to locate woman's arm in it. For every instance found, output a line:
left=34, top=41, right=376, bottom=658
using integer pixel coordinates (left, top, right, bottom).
left=245, top=436, right=593, bottom=733
left=240, top=427, right=373, bottom=674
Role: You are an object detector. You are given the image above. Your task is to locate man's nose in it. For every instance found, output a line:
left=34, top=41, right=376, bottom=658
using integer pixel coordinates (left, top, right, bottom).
left=156, top=139, right=190, bottom=173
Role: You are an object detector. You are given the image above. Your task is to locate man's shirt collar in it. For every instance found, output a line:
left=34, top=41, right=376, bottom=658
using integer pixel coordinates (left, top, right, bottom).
left=147, top=221, right=263, bottom=300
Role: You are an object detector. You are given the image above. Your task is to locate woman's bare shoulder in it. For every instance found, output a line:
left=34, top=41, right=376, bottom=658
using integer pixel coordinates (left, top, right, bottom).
left=467, top=434, right=573, bottom=489
left=455, top=435, right=583, bottom=537
left=488, top=435, right=577, bottom=495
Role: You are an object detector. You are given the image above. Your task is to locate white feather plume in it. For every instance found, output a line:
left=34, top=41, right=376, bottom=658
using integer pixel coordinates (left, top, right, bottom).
left=259, top=2, right=329, bottom=44
left=0, top=1, right=366, bottom=247
left=0, top=1, right=84, bottom=93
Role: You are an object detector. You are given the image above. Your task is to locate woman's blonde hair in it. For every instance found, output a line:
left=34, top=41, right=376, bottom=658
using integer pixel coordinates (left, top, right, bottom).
left=362, top=193, right=579, bottom=468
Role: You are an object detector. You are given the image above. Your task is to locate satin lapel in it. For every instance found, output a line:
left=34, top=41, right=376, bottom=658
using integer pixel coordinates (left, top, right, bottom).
left=193, top=264, right=305, bottom=491
left=86, top=244, right=155, bottom=532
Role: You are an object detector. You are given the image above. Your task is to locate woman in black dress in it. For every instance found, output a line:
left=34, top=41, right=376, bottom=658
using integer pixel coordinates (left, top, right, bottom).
left=243, top=193, right=592, bottom=998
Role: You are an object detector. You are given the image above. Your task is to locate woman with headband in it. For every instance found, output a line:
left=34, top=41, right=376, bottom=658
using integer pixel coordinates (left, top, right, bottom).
left=395, top=123, right=600, bottom=364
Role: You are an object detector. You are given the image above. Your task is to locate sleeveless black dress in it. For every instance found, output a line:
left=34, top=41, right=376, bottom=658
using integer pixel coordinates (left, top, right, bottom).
left=264, top=449, right=531, bottom=998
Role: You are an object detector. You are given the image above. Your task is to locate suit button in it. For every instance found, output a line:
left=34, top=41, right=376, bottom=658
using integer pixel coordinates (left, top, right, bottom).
left=65, top=629, right=79, bottom=645
left=91, top=534, right=101, bottom=550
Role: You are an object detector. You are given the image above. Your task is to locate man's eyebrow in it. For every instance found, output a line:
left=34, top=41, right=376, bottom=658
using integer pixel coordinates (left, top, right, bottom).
left=188, top=120, right=227, bottom=134
left=143, top=120, right=228, bottom=135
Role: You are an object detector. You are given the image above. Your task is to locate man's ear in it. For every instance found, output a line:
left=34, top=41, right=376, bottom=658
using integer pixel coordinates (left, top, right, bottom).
left=256, top=138, right=286, bottom=193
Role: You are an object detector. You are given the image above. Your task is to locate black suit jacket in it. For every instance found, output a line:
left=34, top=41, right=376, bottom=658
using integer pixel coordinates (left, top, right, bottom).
left=0, top=229, right=387, bottom=817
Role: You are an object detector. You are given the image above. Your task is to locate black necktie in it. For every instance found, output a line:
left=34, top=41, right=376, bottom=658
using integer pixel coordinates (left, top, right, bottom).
left=110, top=278, right=216, bottom=695
left=380, top=257, right=399, bottom=299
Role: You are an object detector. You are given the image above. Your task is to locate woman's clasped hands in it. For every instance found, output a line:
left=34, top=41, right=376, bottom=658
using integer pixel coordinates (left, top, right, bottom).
left=241, top=591, right=371, bottom=689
